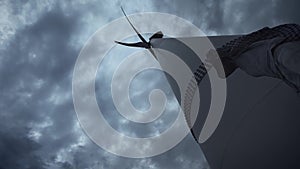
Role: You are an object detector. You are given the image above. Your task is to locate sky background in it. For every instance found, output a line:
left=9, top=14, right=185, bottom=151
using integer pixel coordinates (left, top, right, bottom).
left=0, top=0, right=299, bottom=169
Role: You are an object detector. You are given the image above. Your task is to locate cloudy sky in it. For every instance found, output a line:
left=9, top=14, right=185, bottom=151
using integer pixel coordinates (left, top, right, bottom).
left=0, top=0, right=299, bottom=168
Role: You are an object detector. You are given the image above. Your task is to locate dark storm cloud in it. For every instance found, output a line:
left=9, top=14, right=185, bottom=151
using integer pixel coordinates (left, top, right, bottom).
left=152, top=0, right=300, bottom=34
left=1, top=0, right=299, bottom=169
left=3, top=9, right=77, bottom=122
left=0, top=128, right=45, bottom=169
left=273, top=0, right=300, bottom=24
left=0, top=6, right=82, bottom=169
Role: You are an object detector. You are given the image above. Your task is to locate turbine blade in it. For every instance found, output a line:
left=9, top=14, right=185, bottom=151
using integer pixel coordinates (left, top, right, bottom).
left=121, top=6, right=148, bottom=44
left=148, top=48, right=158, bottom=60
left=114, top=41, right=149, bottom=48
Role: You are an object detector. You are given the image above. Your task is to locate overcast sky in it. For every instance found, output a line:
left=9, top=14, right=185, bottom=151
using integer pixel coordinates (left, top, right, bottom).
left=0, top=0, right=299, bottom=169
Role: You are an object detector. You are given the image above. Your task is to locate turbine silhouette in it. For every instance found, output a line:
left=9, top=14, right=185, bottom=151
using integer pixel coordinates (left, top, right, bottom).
left=114, top=7, right=163, bottom=60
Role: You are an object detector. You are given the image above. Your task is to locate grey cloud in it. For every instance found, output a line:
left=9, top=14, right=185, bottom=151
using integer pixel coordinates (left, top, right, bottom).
left=0, top=128, right=46, bottom=169
left=0, top=4, right=83, bottom=169
left=152, top=0, right=300, bottom=34
left=1, top=0, right=298, bottom=169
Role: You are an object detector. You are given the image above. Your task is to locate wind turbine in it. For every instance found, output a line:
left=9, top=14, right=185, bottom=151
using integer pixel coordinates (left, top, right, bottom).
left=114, top=7, right=163, bottom=60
